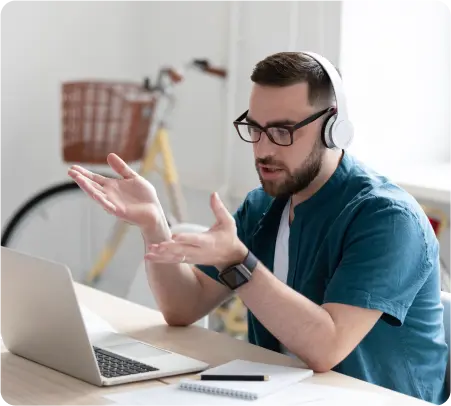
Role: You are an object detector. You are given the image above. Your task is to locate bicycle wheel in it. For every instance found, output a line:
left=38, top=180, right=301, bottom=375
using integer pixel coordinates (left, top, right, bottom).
left=2, top=181, right=80, bottom=247
left=2, top=181, right=105, bottom=283
left=1, top=179, right=172, bottom=286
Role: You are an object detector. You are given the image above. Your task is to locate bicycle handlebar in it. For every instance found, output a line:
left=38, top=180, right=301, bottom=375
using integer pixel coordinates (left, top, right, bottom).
left=165, top=68, right=184, bottom=84
left=192, top=59, right=227, bottom=78
left=145, top=58, right=227, bottom=92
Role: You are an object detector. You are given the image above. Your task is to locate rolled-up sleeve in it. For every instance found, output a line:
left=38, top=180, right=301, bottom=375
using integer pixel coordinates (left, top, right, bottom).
left=324, top=199, right=435, bottom=326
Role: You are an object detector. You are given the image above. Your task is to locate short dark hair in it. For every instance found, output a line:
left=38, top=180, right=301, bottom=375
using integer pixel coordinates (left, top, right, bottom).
left=250, top=52, right=338, bottom=107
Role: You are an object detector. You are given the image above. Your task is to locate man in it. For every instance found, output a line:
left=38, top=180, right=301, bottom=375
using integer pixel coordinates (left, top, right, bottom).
left=68, top=52, right=448, bottom=404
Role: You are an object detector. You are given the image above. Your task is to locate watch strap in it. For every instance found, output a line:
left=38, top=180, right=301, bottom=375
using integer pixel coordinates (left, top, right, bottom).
left=242, top=250, right=258, bottom=273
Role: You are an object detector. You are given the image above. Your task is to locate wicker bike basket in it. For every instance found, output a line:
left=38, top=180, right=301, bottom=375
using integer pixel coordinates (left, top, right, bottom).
left=62, top=81, right=157, bottom=164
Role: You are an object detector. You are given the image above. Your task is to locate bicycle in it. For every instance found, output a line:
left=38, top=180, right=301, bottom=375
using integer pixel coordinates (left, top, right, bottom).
left=1, top=59, right=227, bottom=288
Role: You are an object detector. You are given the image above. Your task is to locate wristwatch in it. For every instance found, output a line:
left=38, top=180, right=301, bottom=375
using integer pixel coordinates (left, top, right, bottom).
left=218, top=250, right=258, bottom=290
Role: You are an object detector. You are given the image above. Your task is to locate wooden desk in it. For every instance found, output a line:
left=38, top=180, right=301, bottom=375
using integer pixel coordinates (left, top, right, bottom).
left=1, top=283, right=430, bottom=405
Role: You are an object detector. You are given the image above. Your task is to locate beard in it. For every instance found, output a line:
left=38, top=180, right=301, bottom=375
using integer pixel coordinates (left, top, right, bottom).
left=255, top=137, right=325, bottom=198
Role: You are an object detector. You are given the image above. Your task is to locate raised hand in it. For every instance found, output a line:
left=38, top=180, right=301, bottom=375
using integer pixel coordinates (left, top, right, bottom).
left=68, top=153, right=165, bottom=231
left=144, top=192, right=248, bottom=268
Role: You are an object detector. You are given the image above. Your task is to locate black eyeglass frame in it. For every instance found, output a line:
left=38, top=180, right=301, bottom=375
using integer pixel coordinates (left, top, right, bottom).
left=233, top=107, right=335, bottom=146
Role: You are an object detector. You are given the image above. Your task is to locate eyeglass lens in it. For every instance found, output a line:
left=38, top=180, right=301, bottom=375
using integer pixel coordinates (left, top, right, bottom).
left=237, top=125, right=292, bottom=146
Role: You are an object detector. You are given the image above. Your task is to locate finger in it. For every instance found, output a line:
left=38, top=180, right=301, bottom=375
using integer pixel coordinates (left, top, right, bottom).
left=145, top=241, right=186, bottom=262
left=144, top=248, right=197, bottom=263
left=210, top=192, right=233, bottom=223
left=92, top=191, right=117, bottom=214
left=71, top=172, right=106, bottom=199
left=69, top=166, right=107, bottom=186
left=171, top=233, right=207, bottom=247
left=107, top=153, right=137, bottom=180
left=69, top=166, right=108, bottom=186
left=72, top=172, right=116, bottom=214
left=148, top=241, right=184, bottom=256
left=69, top=170, right=104, bottom=193
left=144, top=252, right=186, bottom=264
left=146, top=241, right=199, bottom=258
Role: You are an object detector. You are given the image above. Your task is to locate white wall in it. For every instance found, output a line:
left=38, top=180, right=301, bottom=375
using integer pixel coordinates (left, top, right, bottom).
left=340, top=0, right=450, bottom=170
left=137, top=1, right=230, bottom=192
left=1, top=1, right=148, bottom=225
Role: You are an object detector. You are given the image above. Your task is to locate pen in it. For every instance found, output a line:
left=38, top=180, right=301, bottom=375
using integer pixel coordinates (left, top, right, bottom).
left=193, top=374, right=270, bottom=381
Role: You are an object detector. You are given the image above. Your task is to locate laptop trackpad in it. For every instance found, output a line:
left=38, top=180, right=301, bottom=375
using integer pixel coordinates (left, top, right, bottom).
left=106, top=342, right=170, bottom=360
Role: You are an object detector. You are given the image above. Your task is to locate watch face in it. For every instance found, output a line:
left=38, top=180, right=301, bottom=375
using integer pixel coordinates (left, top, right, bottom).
left=220, top=266, right=250, bottom=289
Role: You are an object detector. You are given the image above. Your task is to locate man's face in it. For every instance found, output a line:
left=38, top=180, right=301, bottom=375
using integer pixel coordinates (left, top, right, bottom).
left=247, top=82, right=327, bottom=198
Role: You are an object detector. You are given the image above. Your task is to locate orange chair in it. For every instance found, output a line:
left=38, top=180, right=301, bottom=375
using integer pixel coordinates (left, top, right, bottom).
left=428, top=206, right=448, bottom=240
left=423, top=206, right=449, bottom=239
left=423, top=205, right=450, bottom=291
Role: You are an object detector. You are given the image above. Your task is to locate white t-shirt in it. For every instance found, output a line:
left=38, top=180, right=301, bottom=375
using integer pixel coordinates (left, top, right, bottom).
left=273, top=199, right=298, bottom=359
left=273, top=199, right=291, bottom=285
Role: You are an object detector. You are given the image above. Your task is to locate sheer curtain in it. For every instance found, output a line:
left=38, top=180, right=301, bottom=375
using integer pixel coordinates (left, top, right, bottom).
left=340, top=0, right=450, bottom=172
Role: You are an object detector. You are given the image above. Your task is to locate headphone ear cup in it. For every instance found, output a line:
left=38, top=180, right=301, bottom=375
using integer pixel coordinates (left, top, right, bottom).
left=321, top=114, right=336, bottom=149
left=330, top=119, right=354, bottom=150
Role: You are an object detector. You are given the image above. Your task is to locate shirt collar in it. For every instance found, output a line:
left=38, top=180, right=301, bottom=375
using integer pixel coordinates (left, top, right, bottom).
left=253, top=150, right=354, bottom=235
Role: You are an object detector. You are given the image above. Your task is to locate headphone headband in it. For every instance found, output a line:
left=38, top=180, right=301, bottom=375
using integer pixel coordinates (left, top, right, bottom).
left=301, top=51, right=353, bottom=150
left=301, top=51, right=349, bottom=122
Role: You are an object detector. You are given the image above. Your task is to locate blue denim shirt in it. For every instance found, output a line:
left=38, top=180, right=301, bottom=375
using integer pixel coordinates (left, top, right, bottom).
left=197, top=152, right=448, bottom=404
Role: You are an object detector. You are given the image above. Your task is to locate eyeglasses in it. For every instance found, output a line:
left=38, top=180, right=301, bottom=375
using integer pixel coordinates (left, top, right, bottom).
left=233, top=107, right=334, bottom=146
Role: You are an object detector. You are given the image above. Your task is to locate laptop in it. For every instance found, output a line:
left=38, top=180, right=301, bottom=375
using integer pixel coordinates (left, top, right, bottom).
left=1, top=247, right=209, bottom=386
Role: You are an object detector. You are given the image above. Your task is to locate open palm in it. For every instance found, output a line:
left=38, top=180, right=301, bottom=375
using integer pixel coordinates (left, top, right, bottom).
left=68, top=153, right=163, bottom=228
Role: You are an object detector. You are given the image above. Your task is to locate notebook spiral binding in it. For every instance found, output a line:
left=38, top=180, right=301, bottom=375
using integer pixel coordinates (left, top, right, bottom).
left=178, top=381, right=258, bottom=400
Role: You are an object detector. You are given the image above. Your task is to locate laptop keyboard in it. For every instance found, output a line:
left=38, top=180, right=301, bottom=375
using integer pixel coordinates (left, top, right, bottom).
left=93, top=346, right=159, bottom=378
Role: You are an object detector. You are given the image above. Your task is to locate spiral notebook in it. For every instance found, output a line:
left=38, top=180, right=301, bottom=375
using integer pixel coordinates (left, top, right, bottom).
left=177, top=359, right=314, bottom=400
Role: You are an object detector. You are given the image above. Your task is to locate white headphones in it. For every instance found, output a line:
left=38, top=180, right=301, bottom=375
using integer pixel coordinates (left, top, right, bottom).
left=301, top=51, right=354, bottom=150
